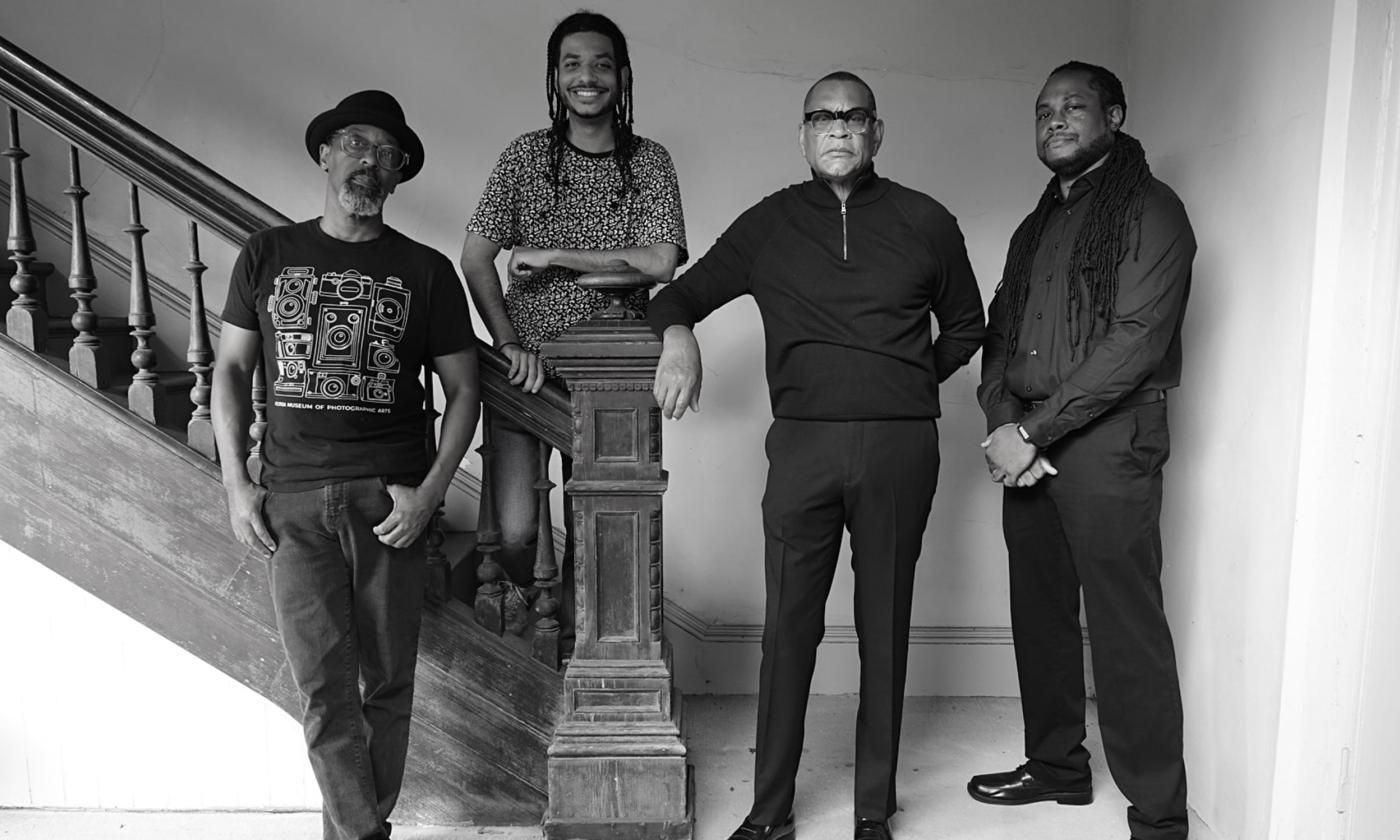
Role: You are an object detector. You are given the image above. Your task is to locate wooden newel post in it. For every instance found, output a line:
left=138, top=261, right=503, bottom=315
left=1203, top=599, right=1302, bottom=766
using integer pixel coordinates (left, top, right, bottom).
left=539, top=266, right=691, bottom=840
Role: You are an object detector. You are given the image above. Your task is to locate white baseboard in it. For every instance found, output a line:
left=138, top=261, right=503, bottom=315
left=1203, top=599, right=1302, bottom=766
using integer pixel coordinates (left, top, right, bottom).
left=664, top=598, right=1092, bottom=697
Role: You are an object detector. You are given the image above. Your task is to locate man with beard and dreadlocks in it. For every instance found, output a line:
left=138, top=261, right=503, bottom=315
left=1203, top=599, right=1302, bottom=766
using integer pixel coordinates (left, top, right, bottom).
left=460, top=10, right=686, bottom=619
left=968, top=62, right=1195, bottom=840
left=213, top=90, right=480, bottom=840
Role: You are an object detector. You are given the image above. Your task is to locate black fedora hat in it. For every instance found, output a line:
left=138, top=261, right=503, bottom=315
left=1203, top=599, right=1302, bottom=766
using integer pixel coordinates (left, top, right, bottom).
left=305, top=89, right=424, bottom=182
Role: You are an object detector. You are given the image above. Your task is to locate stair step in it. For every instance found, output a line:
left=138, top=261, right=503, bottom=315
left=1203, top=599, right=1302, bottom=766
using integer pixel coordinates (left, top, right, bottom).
left=93, top=368, right=200, bottom=432
left=44, top=316, right=134, bottom=356
left=5, top=335, right=564, bottom=822
left=448, top=540, right=571, bottom=668
left=440, top=530, right=478, bottom=567
left=447, top=533, right=483, bottom=603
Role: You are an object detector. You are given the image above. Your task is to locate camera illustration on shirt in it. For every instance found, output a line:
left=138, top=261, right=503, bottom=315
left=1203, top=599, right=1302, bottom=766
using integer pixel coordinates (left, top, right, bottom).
left=313, top=306, right=365, bottom=370
left=267, top=267, right=412, bottom=409
left=276, top=331, right=313, bottom=359
left=364, top=373, right=394, bottom=404
left=367, top=338, right=400, bottom=374
left=270, top=267, right=317, bottom=329
left=273, top=358, right=309, bottom=397
left=304, top=371, right=362, bottom=401
left=368, top=277, right=411, bottom=342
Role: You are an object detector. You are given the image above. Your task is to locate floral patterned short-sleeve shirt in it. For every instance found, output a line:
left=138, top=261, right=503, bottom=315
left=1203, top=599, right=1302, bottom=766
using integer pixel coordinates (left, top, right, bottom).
left=466, top=129, right=688, bottom=352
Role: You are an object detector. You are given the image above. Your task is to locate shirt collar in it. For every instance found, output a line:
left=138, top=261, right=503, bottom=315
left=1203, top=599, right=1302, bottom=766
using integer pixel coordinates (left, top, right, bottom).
left=801, top=166, right=888, bottom=207
left=1057, top=165, right=1105, bottom=206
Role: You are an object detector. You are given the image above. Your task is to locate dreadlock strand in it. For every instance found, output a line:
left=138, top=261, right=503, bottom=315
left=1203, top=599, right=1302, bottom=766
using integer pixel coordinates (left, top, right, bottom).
left=1063, top=132, right=1152, bottom=356
left=997, top=132, right=1154, bottom=359
left=611, top=75, right=637, bottom=203
left=545, top=62, right=568, bottom=205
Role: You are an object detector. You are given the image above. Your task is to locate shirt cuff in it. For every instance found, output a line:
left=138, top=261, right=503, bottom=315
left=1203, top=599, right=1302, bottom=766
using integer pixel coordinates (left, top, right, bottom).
left=983, top=401, right=1024, bottom=434
left=1018, top=411, right=1056, bottom=449
left=644, top=307, right=695, bottom=340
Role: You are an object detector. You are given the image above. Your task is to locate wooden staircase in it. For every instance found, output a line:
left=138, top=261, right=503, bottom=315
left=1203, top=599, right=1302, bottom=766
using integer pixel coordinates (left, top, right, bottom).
left=0, top=35, right=575, bottom=826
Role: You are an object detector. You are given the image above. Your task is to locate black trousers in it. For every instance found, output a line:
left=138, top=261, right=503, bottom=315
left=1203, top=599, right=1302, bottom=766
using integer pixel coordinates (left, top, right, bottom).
left=750, top=418, right=940, bottom=823
left=1003, top=400, right=1187, bottom=840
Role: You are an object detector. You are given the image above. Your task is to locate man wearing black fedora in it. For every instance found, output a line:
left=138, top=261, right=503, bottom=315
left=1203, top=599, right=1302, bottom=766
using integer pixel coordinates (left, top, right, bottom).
left=212, top=89, right=479, bottom=840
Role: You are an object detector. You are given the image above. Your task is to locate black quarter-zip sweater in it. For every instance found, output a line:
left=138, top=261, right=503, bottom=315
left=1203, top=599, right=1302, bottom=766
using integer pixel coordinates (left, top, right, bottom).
left=648, top=170, right=987, bottom=420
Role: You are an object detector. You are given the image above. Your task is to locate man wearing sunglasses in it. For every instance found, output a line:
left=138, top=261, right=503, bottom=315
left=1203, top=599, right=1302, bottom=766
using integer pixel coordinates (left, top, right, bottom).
left=648, top=72, right=986, bottom=840
left=212, top=89, right=480, bottom=840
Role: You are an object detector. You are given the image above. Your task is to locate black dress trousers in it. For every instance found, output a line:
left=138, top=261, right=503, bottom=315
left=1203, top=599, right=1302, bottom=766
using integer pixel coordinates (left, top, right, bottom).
left=1002, top=400, right=1187, bottom=840
left=749, top=417, right=940, bottom=824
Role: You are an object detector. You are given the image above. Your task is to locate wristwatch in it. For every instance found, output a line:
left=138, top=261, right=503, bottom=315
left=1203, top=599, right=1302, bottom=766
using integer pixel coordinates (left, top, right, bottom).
left=1016, top=424, right=1032, bottom=444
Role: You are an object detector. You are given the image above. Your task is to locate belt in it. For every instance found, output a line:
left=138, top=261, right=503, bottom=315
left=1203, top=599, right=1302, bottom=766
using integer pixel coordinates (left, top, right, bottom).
left=1020, top=388, right=1166, bottom=413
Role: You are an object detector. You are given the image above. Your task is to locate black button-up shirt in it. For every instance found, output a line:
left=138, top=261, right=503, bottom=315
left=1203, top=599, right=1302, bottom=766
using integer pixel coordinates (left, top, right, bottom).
left=978, top=166, right=1196, bottom=448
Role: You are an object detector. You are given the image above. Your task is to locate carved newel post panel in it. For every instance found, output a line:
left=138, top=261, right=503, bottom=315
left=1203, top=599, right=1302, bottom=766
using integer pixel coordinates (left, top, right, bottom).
left=539, top=267, right=691, bottom=840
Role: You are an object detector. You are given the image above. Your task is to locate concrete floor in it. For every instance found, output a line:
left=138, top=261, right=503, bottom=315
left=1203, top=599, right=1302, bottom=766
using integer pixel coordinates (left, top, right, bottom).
left=0, top=696, right=1217, bottom=840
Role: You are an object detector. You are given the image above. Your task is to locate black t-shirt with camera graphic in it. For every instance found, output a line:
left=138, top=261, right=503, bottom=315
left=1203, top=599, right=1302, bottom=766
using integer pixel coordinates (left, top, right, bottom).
left=223, top=219, right=473, bottom=492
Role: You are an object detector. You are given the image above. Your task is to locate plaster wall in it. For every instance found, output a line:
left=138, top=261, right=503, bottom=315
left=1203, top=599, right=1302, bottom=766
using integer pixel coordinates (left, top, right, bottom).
left=0, top=539, right=322, bottom=810
left=0, top=0, right=1220, bottom=815
left=1127, top=1, right=1336, bottom=837
left=0, top=0, right=1130, bottom=690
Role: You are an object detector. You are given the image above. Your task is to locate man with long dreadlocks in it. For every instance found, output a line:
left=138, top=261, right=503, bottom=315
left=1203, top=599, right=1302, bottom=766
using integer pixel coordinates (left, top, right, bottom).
left=459, top=10, right=686, bottom=606
left=969, top=61, right=1195, bottom=840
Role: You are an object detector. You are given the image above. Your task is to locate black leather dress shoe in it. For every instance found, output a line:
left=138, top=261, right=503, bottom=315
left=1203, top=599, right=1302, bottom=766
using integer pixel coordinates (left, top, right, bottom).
left=854, top=818, right=892, bottom=840
left=727, top=812, right=795, bottom=840
left=966, top=763, right=1093, bottom=805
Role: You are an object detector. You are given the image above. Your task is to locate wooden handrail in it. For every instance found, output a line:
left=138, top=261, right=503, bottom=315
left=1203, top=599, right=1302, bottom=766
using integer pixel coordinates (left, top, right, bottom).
left=0, top=34, right=288, bottom=245
left=477, top=343, right=572, bottom=453
left=0, top=32, right=573, bottom=447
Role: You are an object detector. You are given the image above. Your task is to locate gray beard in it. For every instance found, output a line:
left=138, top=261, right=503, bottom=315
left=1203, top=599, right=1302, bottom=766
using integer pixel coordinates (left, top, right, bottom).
left=337, top=176, right=386, bottom=217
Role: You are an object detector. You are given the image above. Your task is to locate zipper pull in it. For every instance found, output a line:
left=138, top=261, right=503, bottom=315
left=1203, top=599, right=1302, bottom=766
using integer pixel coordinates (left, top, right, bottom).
left=841, top=202, right=848, bottom=260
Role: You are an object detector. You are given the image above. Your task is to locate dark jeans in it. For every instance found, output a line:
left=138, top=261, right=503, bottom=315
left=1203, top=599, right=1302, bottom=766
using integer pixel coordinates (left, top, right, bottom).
left=750, top=418, right=940, bottom=824
left=1003, top=401, right=1187, bottom=840
left=263, top=477, right=427, bottom=840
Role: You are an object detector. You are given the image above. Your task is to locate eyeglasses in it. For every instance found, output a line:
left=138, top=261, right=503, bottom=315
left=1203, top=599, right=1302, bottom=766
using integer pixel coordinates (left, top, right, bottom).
left=803, top=108, right=876, bottom=135
left=334, top=131, right=411, bottom=172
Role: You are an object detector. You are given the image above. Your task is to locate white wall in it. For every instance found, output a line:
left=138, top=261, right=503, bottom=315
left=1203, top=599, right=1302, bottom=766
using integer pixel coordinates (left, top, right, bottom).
left=0, top=0, right=1134, bottom=693
left=1126, top=1, right=1359, bottom=838
left=40, top=0, right=1393, bottom=825
left=0, top=539, right=321, bottom=810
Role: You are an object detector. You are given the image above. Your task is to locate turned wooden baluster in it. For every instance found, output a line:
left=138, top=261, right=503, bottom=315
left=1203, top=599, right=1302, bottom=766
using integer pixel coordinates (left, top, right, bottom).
left=473, top=406, right=506, bottom=633
left=530, top=438, right=561, bottom=667
left=247, top=360, right=267, bottom=484
left=124, top=184, right=164, bottom=424
left=184, top=221, right=215, bottom=458
left=64, top=147, right=110, bottom=387
left=422, top=362, right=449, bottom=605
left=4, top=107, right=44, bottom=351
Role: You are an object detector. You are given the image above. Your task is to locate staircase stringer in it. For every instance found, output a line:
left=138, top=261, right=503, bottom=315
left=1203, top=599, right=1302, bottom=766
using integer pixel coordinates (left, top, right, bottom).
left=0, top=334, right=562, bottom=825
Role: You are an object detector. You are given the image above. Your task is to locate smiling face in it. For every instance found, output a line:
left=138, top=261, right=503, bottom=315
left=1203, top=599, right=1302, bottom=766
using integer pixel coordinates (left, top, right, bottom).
left=555, top=31, right=628, bottom=123
left=800, top=78, right=883, bottom=185
left=1035, top=69, right=1122, bottom=179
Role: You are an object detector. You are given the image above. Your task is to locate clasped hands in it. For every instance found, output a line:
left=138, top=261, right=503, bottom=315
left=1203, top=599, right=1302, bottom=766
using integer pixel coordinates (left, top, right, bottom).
left=981, top=423, right=1058, bottom=488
